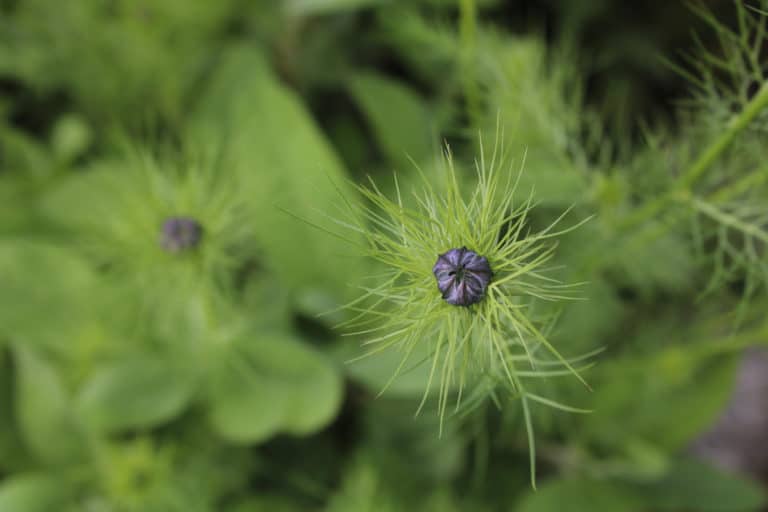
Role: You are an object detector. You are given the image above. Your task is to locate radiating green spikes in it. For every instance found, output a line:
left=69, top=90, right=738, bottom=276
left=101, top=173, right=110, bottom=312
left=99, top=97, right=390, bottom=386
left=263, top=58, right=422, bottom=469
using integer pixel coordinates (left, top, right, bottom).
left=520, top=389, right=537, bottom=489
left=330, top=130, right=594, bottom=488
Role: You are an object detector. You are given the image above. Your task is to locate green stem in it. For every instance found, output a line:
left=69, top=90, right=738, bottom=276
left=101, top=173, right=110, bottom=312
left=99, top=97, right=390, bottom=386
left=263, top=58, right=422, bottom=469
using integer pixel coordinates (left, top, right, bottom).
left=471, top=406, right=489, bottom=491
left=619, top=81, right=768, bottom=231
left=708, top=166, right=768, bottom=202
left=459, top=0, right=480, bottom=127
left=604, top=165, right=768, bottom=266
left=682, top=83, right=768, bottom=186
left=690, top=197, right=768, bottom=245
left=579, top=85, right=768, bottom=275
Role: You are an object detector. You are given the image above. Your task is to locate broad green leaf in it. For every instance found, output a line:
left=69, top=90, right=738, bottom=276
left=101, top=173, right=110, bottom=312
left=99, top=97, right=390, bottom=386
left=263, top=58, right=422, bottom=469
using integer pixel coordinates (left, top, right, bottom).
left=0, top=178, right=36, bottom=234
left=0, top=126, right=52, bottom=179
left=0, top=350, right=28, bottom=472
left=50, top=114, right=92, bottom=165
left=611, top=226, right=696, bottom=296
left=14, top=347, right=85, bottom=466
left=348, top=72, right=435, bottom=166
left=285, top=0, right=387, bottom=16
left=231, top=496, right=305, bottom=512
left=550, top=276, right=624, bottom=352
left=363, top=400, right=465, bottom=485
left=39, top=167, right=129, bottom=230
left=580, top=347, right=738, bottom=452
left=191, top=45, right=363, bottom=300
left=77, top=356, right=196, bottom=432
left=339, top=339, right=446, bottom=397
left=207, top=335, right=343, bottom=443
left=2, top=0, right=236, bottom=128
left=509, top=158, right=588, bottom=207
left=0, top=474, right=71, bottom=512
left=325, top=458, right=399, bottom=512
left=515, top=478, right=643, bottom=512
left=0, top=241, right=97, bottom=348
left=639, top=458, right=766, bottom=512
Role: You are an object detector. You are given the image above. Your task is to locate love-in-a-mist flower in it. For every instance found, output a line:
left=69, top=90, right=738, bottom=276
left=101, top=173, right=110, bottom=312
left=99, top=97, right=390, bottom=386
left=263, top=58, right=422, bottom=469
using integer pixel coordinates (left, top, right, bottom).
left=326, top=138, right=593, bottom=486
left=41, top=148, right=255, bottom=324
left=160, top=216, right=204, bottom=254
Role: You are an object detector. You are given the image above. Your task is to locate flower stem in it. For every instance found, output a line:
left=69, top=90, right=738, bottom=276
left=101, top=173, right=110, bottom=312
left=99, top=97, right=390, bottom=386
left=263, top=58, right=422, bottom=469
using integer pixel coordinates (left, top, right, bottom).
left=578, top=83, right=768, bottom=276
left=459, top=0, right=481, bottom=127
left=605, top=164, right=768, bottom=266
left=620, top=81, right=768, bottom=231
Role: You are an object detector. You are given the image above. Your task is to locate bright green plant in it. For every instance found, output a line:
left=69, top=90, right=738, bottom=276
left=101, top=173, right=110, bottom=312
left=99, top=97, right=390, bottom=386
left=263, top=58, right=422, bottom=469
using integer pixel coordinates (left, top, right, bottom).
left=325, top=136, right=593, bottom=485
left=2, top=0, right=768, bottom=511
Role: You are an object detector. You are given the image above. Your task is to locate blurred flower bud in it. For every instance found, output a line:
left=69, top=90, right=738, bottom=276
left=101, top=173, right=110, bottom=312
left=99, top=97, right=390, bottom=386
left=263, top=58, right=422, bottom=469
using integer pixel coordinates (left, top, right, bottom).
left=160, top=216, right=203, bottom=253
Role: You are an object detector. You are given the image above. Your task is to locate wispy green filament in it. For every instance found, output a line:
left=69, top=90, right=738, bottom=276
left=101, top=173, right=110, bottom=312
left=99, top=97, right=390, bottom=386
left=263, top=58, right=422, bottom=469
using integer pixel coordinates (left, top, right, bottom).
left=330, top=135, right=594, bottom=487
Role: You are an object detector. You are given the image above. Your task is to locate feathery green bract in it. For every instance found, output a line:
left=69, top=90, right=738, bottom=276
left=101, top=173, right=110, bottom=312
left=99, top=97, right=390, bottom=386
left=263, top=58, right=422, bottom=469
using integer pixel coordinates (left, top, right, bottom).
left=330, top=134, right=593, bottom=486
left=637, top=0, right=768, bottom=315
left=6, top=0, right=768, bottom=508
left=42, top=148, right=253, bottom=300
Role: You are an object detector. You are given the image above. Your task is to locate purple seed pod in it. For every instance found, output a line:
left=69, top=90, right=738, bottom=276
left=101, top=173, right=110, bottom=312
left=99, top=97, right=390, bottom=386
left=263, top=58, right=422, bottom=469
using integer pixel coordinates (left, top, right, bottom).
left=160, top=216, right=203, bottom=253
left=433, top=247, right=492, bottom=306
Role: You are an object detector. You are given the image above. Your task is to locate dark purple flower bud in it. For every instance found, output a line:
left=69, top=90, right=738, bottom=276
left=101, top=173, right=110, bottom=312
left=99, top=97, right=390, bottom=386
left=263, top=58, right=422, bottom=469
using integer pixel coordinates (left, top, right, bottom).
left=160, top=216, right=203, bottom=253
left=433, top=247, right=492, bottom=306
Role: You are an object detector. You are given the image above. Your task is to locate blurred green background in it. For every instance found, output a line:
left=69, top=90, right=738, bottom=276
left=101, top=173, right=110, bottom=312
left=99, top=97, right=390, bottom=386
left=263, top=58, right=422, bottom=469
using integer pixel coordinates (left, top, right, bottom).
left=1, top=0, right=768, bottom=511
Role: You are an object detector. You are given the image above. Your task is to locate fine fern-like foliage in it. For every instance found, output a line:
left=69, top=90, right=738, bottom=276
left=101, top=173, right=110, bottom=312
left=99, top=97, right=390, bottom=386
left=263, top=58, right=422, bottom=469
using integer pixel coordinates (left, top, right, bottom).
left=667, top=1, right=768, bottom=311
left=40, top=145, right=256, bottom=336
left=322, top=132, right=593, bottom=486
left=6, top=0, right=768, bottom=509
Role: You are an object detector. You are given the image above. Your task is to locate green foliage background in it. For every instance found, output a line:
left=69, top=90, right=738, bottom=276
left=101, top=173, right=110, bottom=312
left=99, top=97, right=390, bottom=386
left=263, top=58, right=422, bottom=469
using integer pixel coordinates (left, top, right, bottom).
left=1, top=0, right=768, bottom=510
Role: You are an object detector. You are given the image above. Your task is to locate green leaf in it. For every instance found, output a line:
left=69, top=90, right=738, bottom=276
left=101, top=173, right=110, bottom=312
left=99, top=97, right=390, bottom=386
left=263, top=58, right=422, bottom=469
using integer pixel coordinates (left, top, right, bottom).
left=348, top=72, right=435, bottom=166
left=515, top=478, right=643, bottom=512
left=230, top=496, right=304, bottom=512
left=640, top=458, right=766, bottom=512
left=363, top=400, right=465, bottom=486
left=284, top=0, right=387, bottom=16
left=611, top=226, right=696, bottom=296
left=2, top=0, right=234, bottom=128
left=339, top=339, right=446, bottom=397
left=581, top=347, right=738, bottom=453
left=0, top=350, right=28, bottom=472
left=77, top=356, right=196, bottom=432
left=191, top=45, right=363, bottom=300
left=39, top=167, right=122, bottom=229
left=550, top=276, right=624, bottom=352
left=13, top=347, right=85, bottom=466
left=325, top=458, right=400, bottom=512
left=0, top=241, right=97, bottom=348
left=0, top=126, right=53, bottom=179
left=207, top=335, right=343, bottom=443
left=50, top=114, right=92, bottom=165
left=0, top=178, right=37, bottom=234
left=0, top=474, right=71, bottom=512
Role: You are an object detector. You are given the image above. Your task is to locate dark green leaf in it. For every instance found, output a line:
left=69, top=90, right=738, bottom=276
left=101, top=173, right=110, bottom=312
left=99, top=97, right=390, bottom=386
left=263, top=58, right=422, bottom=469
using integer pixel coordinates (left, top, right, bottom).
left=581, top=348, right=738, bottom=453
left=191, top=45, right=364, bottom=300
left=640, top=458, right=766, bottom=512
left=285, top=0, right=387, bottom=15
left=14, top=347, right=85, bottom=465
left=348, top=72, right=435, bottom=166
left=0, top=241, right=97, bottom=348
left=0, top=474, right=72, bottom=512
left=207, top=335, right=343, bottom=443
left=515, top=478, right=643, bottom=512
left=77, top=356, right=197, bottom=432
left=0, top=350, right=28, bottom=472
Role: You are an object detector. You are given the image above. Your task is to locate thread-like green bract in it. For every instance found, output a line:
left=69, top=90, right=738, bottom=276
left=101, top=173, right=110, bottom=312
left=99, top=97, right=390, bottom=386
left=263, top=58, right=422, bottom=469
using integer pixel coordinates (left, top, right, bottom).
left=326, top=137, right=594, bottom=489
